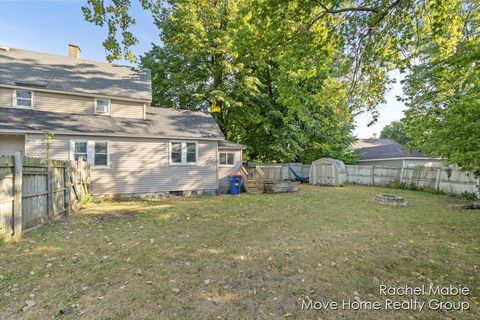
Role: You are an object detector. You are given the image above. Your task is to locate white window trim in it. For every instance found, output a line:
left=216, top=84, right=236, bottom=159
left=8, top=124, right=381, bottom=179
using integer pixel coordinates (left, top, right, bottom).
left=92, top=140, right=111, bottom=168
left=169, top=140, right=198, bottom=165
left=218, top=151, right=235, bottom=167
left=71, top=140, right=88, bottom=162
left=70, top=140, right=111, bottom=168
left=94, top=98, right=111, bottom=115
left=12, top=90, right=34, bottom=109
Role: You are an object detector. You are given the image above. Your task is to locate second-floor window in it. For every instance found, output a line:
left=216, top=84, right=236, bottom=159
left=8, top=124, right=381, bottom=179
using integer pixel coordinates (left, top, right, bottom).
left=94, top=98, right=111, bottom=115
left=14, top=90, right=34, bottom=109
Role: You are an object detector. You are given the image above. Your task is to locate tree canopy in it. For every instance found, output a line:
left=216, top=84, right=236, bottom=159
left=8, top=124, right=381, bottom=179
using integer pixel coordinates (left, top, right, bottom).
left=380, top=121, right=410, bottom=145
left=400, top=0, right=480, bottom=171
left=83, top=0, right=479, bottom=167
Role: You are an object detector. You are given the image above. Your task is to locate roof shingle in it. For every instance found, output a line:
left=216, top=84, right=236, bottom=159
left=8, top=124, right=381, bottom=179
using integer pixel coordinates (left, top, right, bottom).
left=0, top=48, right=151, bottom=101
left=352, top=139, right=427, bottom=160
left=218, top=140, right=246, bottom=149
left=0, top=107, right=225, bottom=140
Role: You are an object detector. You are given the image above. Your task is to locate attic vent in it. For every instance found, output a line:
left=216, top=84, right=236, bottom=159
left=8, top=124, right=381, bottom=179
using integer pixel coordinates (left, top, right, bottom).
left=0, top=46, right=10, bottom=51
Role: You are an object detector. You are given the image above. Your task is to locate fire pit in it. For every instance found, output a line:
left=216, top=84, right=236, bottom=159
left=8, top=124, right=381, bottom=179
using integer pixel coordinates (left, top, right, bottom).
left=374, top=194, right=408, bottom=206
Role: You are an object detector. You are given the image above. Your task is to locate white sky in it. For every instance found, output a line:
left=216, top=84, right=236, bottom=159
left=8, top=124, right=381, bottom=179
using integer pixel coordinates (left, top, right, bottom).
left=353, top=71, right=407, bottom=138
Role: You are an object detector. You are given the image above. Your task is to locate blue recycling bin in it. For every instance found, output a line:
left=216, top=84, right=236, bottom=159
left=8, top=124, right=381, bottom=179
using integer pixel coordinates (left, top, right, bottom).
left=229, top=174, right=242, bottom=195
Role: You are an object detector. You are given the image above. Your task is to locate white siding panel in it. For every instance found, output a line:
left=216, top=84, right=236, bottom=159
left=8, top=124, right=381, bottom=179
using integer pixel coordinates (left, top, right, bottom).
left=357, top=159, right=404, bottom=167
left=25, top=134, right=219, bottom=194
left=0, top=88, right=12, bottom=107
left=111, top=100, right=144, bottom=119
left=0, top=135, right=25, bottom=155
left=217, top=149, right=242, bottom=190
left=0, top=89, right=144, bottom=119
left=34, top=92, right=94, bottom=114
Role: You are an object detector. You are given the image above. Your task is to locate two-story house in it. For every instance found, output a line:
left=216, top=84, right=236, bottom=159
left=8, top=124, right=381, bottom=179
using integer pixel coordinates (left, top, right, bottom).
left=0, top=45, right=245, bottom=195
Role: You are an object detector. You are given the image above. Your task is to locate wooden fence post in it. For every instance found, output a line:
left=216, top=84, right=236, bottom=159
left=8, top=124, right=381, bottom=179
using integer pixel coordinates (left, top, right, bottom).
left=371, top=166, right=375, bottom=186
left=477, top=177, right=480, bottom=200
left=64, top=161, right=71, bottom=216
left=12, top=152, right=23, bottom=241
left=435, top=168, right=441, bottom=191
left=78, top=160, right=83, bottom=202
left=47, top=160, right=53, bottom=220
left=399, top=166, right=405, bottom=185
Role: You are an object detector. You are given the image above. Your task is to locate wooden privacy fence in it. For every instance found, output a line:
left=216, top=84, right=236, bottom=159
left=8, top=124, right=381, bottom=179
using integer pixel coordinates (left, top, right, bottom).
left=249, top=163, right=310, bottom=181
left=345, top=165, right=479, bottom=197
left=0, top=153, right=90, bottom=241
left=251, top=162, right=479, bottom=198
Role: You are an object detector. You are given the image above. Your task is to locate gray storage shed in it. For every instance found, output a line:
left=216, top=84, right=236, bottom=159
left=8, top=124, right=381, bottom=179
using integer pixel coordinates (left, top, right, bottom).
left=309, top=158, right=347, bottom=186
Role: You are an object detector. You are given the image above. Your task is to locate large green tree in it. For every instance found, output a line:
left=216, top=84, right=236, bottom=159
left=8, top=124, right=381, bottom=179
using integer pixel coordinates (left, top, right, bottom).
left=83, top=0, right=477, bottom=165
left=380, top=121, right=410, bottom=145
left=139, top=0, right=365, bottom=162
left=401, top=0, right=480, bottom=171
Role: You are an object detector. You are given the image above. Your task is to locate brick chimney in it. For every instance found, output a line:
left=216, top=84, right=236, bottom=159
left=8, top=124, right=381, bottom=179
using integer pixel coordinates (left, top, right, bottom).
left=68, top=44, right=81, bottom=58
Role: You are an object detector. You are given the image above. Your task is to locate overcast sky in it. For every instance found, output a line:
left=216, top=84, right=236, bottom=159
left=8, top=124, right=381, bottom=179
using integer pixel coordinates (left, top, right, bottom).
left=0, top=0, right=406, bottom=138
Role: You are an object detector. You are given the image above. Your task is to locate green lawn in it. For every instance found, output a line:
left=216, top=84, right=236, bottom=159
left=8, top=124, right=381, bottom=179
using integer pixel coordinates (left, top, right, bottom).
left=0, top=185, right=478, bottom=319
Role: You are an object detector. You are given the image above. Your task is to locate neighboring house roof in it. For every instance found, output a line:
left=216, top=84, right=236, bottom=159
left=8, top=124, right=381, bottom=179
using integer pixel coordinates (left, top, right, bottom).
left=218, top=140, right=247, bottom=149
left=0, top=47, right=151, bottom=101
left=352, top=139, right=428, bottom=160
left=0, top=107, right=225, bottom=140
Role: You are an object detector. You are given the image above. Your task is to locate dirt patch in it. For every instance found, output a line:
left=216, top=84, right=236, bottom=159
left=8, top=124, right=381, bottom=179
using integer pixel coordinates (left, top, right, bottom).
left=448, top=202, right=480, bottom=210
left=90, top=211, right=141, bottom=223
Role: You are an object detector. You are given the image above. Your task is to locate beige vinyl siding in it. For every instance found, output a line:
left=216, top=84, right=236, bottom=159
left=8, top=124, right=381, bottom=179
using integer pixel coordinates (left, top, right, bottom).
left=111, top=100, right=144, bottom=119
left=34, top=91, right=94, bottom=114
left=0, top=88, right=144, bottom=119
left=357, top=158, right=441, bottom=167
left=25, top=134, right=218, bottom=194
left=217, top=148, right=242, bottom=191
left=357, top=159, right=404, bottom=167
left=0, top=135, right=25, bottom=155
left=403, top=159, right=442, bottom=167
left=0, top=88, right=12, bottom=107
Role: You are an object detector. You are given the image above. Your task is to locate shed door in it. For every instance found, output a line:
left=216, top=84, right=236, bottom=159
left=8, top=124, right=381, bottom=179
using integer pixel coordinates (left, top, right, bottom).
left=314, top=163, right=335, bottom=185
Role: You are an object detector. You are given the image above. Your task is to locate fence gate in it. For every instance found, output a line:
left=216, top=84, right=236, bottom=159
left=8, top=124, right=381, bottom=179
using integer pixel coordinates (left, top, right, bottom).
left=0, top=153, right=90, bottom=241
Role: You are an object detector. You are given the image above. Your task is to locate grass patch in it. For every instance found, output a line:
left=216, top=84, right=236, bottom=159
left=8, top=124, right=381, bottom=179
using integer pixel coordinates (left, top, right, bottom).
left=0, top=185, right=478, bottom=319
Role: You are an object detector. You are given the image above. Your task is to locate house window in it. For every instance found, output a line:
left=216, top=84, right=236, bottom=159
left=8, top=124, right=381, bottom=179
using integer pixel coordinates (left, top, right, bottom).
left=171, top=142, right=182, bottom=163
left=219, top=152, right=235, bottom=166
left=71, top=140, right=110, bottom=167
left=94, top=98, right=111, bottom=114
left=14, top=90, right=34, bottom=108
left=73, top=141, right=88, bottom=161
left=170, top=141, right=197, bottom=165
left=186, top=142, right=197, bottom=163
left=94, top=142, right=108, bottom=166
